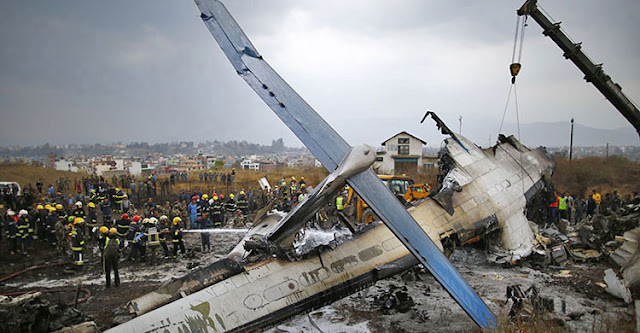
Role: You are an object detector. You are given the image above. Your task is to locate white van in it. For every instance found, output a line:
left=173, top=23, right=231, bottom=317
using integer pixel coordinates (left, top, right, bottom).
left=0, top=182, right=22, bottom=197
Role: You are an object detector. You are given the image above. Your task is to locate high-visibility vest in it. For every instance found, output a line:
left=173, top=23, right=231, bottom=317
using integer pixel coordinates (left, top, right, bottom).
left=558, top=197, right=568, bottom=210
left=336, top=196, right=344, bottom=211
left=147, top=227, right=160, bottom=246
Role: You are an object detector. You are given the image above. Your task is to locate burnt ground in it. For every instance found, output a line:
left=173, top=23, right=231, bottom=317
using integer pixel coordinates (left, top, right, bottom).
left=0, top=230, right=244, bottom=331
left=1, top=233, right=637, bottom=332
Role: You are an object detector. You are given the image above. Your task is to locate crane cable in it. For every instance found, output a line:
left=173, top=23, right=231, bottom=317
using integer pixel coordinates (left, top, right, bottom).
left=499, top=14, right=530, bottom=193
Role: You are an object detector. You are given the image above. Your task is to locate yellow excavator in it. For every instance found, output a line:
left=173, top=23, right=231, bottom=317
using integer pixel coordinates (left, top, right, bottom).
left=342, top=175, right=430, bottom=224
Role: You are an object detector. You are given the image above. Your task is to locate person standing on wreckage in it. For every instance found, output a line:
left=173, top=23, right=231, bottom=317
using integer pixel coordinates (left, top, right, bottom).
left=197, top=213, right=213, bottom=252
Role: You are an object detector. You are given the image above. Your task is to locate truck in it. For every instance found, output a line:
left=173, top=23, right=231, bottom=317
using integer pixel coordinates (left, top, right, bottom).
left=342, top=174, right=430, bottom=224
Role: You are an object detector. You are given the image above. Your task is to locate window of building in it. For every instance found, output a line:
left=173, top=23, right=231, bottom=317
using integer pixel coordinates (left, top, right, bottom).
left=375, top=157, right=383, bottom=162
left=398, top=145, right=410, bottom=155
left=398, top=138, right=409, bottom=144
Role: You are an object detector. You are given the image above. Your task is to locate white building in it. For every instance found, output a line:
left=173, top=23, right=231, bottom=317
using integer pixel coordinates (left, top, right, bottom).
left=241, top=159, right=260, bottom=171
left=54, top=159, right=79, bottom=172
left=373, top=131, right=426, bottom=175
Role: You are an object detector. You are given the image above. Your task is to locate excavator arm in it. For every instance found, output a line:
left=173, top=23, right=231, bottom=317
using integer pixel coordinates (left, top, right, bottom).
left=518, top=0, right=640, bottom=137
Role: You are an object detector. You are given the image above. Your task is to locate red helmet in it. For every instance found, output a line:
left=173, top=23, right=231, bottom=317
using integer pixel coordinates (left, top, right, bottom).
left=132, top=215, right=142, bottom=223
left=219, top=194, right=224, bottom=199
left=193, top=195, right=200, bottom=200
left=121, top=213, right=129, bottom=220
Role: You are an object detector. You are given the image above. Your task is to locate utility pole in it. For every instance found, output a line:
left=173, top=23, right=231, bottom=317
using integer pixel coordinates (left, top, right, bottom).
left=458, top=116, right=463, bottom=134
left=569, top=118, right=574, bottom=165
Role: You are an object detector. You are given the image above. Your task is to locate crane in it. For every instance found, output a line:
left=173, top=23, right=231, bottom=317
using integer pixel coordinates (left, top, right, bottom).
left=517, top=0, right=640, bottom=137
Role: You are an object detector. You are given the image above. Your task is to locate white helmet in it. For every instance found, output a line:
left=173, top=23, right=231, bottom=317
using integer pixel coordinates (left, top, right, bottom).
left=209, top=198, right=214, bottom=205
left=142, top=218, right=150, bottom=224
left=6, top=210, right=15, bottom=216
left=149, top=217, right=158, bottom=224
left=18, top=209, right=28, bottom=217
left=75, top=201, right=83, bottom=207
left=159, top=215, right=168, bottom=221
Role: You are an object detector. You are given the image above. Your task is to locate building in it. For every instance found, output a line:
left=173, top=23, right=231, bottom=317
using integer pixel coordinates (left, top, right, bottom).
left=374, top=131, right=427, bottom=175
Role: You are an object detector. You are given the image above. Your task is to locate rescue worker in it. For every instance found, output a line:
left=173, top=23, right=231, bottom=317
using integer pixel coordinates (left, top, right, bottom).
left=336, top=193, right=345, bottom=213
left=116, top=213, right=131, bottom=246
left=104, top=228, right=121, bottom=288
left=97, top=226, right=109, bottom=264
left=199, top=194, right=209, bottom=220
left=558, top=192, right=568, bottom=220
left=87, top=202, right=98, bottom=240
left=46, top=206, right=59, bottom=245
left=127, top=217, right=145, bottom=261
left=72, top=201, right=85, bottom=219
left=113, top=188, right=125, bottom=213
left=549, top=191, right=559, bottom=224
left=146, top=217, right=161, bottom=265
left=224, top=194, right=236, bottom=225
left=5, top=210, right=18, bottom=254
left=197, top=213, right=213, bottom=252
left=210, top=196, right=223, bottom=228
left=69, top=218, right=85, bottom=267
left=187, top=196, right=198, bottom=229
left=171, top=217, right=185, bottom=258
left=158, top=215, right=171, bottom=258
left=100, top=193, right=112, bottom=227
left=35, top=204, right=47, bottom=241
left=592, top=190, right=602, bottom=214
left=235, top=191, right=248, bottom=227
left=17, top=210, right=30, bottom=254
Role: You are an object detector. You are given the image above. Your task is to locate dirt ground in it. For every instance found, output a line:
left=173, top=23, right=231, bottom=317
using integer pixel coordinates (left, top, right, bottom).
left=0, top=230, right=636, bottom=332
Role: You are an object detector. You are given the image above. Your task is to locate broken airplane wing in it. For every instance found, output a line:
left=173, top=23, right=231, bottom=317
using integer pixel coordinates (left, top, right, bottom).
left=193, top=0, right=495, bottom=329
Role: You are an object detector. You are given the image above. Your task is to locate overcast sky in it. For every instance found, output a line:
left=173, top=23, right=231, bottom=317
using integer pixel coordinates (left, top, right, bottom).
left=1, top=0, right=638, bottom=148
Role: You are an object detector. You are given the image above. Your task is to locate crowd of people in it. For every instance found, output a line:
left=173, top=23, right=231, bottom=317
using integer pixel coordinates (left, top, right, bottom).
left=548, top=189, right=640, bottom=224
left=1, top=173, right=312, bottom=288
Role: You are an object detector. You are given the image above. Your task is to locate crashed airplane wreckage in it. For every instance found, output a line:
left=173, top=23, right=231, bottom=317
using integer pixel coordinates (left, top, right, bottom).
left=109, top=1, right=555, bottom=332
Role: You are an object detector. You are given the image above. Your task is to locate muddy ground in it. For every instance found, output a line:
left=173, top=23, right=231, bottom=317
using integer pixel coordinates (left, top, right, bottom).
left=0, top=231, right=636, bottom=332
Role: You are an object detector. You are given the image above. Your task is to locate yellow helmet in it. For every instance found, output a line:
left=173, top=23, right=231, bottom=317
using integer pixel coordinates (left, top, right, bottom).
left=55, top=204, right=63, bottom=210
left=109, top=227, right=117, bottom=235
left=301, top=176, right=304, bottom=180
left=45, top=204, right=52, bottom=210
left=213, top=196, right=218, bottom=201
left=229, top=194, right=234, bottom=199
left=173, top=216, right=182, bottom=225
left=88, top=202, right=96, bottom=208
left=36, top=204, right=44, bottom=210
left=74, top=217, right=84, bottom=224
left=99, top=226, right=108, bottom=234
left=202, top=194, right=209, bottom=200
left=47, top=207, right=56, bottom=212
left=292, top=176, right=296, bottom=180
left=240, top=191, right=245, bottom=195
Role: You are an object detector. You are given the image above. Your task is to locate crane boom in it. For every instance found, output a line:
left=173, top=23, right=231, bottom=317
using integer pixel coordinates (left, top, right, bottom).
left=518, top=0, right=640, bottom=137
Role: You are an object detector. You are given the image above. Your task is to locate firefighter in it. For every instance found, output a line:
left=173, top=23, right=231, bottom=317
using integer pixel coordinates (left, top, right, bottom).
left=72, top=201, right=85, bottom=219
left=104, top=228, right=121, bottom=288
left=127, top=217, right=146, bottom=261
left=69, top=218, right=85, bottom=268
left=46, top=206, right=59, bottom=245
left=146, top=217, right=161, bottom=265
left=158, top=215, right=171, bottom=258
left=17, top=210, right=30, bottom=254
left=5, top=210, right=18, bottom=255
left=235, top=191, right=248, bottom=227
left=114, top=188, right=125, bottom=213
left=97, top=226, right=109, bottom=264
left=116, top=213, right=131, bottom=245
left=224, top=194, right=236, bottom=225
left=35, top=204, right=47, bottom=241
left=210, top=196, right=223, bottom=228
left=87, top=202, right=99, bottom=240
left=171, top=217, right=185, bottom=258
